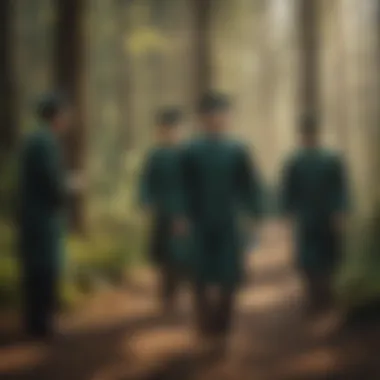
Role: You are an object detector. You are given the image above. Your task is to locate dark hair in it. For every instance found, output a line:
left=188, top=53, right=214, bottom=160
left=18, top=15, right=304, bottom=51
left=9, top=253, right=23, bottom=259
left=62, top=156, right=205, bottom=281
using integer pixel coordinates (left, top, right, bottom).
left=198, top=90, right=231, bottom=114
left=36, top=92, right=68, bottom=122
left=155, top=107, right=183, bottom=127
left=300, top=113, right=319, bottom=134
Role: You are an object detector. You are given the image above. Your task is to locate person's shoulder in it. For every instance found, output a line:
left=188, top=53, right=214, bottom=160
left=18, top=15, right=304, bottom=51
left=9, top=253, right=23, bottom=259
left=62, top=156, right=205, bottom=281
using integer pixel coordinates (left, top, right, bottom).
left=22, top=129, right=49, bottom=152
left=227, top=138, right=245, bottom=149
left=224, top=138, right=249, bottom=155
left=320, top=148, right=343, bottom=164
left=146, top=145, right=159, bottom=155
left=284, top=149, right=303, bottom=166
left=145, top=145, right=165, bottom=160
left=180, top=138, right=203, bottom=154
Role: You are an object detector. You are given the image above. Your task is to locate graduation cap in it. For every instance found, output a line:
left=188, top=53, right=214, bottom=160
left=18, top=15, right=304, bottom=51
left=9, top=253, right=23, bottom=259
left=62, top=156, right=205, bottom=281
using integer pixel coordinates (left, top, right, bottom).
left=36, top=92, right=67, bottom=121
left=155, top=107, right=183, bottom=127
left=198, top=90, right=231, bottom=114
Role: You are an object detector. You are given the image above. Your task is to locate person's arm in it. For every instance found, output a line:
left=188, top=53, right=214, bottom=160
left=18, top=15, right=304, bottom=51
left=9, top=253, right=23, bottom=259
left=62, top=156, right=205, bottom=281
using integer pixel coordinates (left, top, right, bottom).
left=279, top=157, right=297, bottom=219
left=330, top=155, right=350, bottom=232
left=32, top=136, right=65, bottom=208
left=171, top=146, right=190, bottom=237
left=236, top=145, right=263, bottom=220
left=138, top=152, right=156, bottom=212
left=66, top=170, right=86, bottom=194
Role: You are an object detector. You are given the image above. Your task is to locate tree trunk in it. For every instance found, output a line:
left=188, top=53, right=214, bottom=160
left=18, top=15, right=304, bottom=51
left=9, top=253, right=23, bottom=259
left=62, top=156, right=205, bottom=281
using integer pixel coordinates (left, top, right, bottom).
left=192, top=0, right=212, bottom=102
left=54, top=0, right=86, bottom=233
left=0, top=0, right=16, bottom=153
left=299, top=0, right=319, bottom=115
left=118, top=2, right=133, bottom=151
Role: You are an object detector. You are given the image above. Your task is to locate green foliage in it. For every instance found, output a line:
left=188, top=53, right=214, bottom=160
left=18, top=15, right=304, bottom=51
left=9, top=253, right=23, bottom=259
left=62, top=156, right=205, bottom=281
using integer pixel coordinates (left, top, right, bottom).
left=0, top=142, right=149, bottom=310
left=125, top=26, right=169, bottom=58
left=0, top=218, right=147, bottom=310
left=0, top=152, right=19, bottom=220
left=336, top=206, right=380, bottom=308
left=0, top=256, right=20, bottom=309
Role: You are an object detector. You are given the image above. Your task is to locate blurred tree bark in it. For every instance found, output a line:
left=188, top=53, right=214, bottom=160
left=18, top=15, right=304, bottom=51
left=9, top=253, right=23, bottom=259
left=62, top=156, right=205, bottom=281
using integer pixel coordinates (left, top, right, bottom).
left=54, top=0, right=86, bottom=233
left=192, top=0, right=212, bottom=101
left=118, top=5, right=133, bottom=151
left=299, top=0, right=319, bottom=116
left=333, top=1, right=348, bottom=149
left=0, top=0, right=17, bottom=152
left=259, top=0, right=277, bottom=179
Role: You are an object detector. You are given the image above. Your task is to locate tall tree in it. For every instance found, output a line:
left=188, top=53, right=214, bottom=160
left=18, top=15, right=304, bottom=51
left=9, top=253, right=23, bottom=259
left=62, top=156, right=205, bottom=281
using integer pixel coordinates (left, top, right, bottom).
left=118, top=3, right=133, bottom=151
left=192, top=0, right=212, bottom=100
left=0, top=0, right=16, bottom=152
left=299, top=0, right=319, bottom=116
left=54, top=0, right=86, bottom=232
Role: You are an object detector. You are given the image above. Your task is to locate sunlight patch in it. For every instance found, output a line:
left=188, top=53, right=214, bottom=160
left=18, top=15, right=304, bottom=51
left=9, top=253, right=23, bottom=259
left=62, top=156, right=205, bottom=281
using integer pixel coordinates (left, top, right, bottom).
left=124, top=326, right=192, bottom=363
left=278, top=347, right=341, bottom=377
left=239, top=280, right=299, bottom=312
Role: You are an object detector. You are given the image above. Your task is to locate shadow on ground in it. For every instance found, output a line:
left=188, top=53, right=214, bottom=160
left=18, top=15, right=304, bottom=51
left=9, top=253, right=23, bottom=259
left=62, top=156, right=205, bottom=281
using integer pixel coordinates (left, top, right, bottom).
left=1, top=225, right=380, bottom=380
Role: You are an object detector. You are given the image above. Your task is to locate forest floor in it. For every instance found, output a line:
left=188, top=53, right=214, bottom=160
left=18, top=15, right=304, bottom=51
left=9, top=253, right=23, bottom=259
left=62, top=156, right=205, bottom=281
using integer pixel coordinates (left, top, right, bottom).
left=0, top=224, right=380, bottom=380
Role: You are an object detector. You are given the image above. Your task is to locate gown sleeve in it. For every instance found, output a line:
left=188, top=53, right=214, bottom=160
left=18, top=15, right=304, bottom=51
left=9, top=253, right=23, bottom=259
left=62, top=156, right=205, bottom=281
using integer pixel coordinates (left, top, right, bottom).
left=235, top=145, right=263, bottom=219
left=138, top=151, right=156, bottom=209
left=279, top=156, right=298, bottom=217
left=169, top=146, right=190, bottom=218
left=32, top=136, right=65, bottom=209
left=330, top=155, right=350, bottom=214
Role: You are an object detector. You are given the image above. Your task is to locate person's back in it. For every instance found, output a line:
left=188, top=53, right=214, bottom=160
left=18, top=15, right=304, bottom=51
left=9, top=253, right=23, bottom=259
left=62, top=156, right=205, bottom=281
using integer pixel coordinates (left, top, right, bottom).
left=183, top=137, right=258, bottom=226
left=280, top=115, right=349, bottom=313
left=139, top=108, right=184, bottom=313
left=18, top=100, right=68, bottom=280
left=20, top=129, right=63, bottom=237
left=285, top=148, right=345, bottom=226
left=178, top=91, right=262, bottom=349
left=18, top=94, right=71, bottom=340
left=141, top=145, right=182, bottom=218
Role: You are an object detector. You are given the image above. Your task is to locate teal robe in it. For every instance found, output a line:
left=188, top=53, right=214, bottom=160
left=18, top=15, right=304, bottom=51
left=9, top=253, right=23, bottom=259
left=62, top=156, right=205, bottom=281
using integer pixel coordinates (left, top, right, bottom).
left=139, top=146, right=183, bottom=216
left=280, top=148, right=349, bottom=274
left=177, top=136, right=262, bottom=289
left=139, top=145, right=187, bottom=267
left=19, top=127, right=65, bottom=273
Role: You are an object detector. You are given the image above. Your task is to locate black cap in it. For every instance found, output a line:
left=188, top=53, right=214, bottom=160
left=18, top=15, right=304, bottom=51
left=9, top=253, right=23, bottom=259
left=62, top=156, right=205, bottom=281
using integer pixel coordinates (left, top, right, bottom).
left=36, top=92, right=67, bottom=122
left=300, top=113, right=319, bottom=134
left=155, top=107, right=182, bottom=127
left=198, top=91, right=231, bottom=114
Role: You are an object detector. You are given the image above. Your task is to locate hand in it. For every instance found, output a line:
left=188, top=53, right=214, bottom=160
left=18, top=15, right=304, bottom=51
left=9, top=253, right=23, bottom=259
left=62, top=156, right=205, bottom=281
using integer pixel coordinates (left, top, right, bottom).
left=67, top=171, right=86, bottom=193
left=172, top=217, right=189, bottom=237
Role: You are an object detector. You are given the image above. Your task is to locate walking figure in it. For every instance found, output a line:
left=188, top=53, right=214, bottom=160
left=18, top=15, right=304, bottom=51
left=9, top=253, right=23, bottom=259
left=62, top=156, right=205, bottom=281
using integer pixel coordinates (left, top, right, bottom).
left=139, top=108, right=186, bottom=314
left=280, top=114, right=349, bottom=314
left=18, top=93, right=78, bottom=340
left=176, top=91, right=263, bottom=351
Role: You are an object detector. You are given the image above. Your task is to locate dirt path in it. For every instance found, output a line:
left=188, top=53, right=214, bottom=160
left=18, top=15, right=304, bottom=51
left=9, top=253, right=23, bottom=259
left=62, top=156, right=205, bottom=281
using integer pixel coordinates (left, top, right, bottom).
left=1, top=225, right=380, bottom=380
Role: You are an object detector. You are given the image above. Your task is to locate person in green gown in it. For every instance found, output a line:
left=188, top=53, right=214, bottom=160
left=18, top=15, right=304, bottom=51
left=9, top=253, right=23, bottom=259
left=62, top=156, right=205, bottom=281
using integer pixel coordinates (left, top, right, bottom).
left=279, top=114, right=349, bottom=314
left=175, top=91, right=263, bottom=348
left=18, top=93, right=73, bottom=340
left=139, top=108, right=185, bottom=314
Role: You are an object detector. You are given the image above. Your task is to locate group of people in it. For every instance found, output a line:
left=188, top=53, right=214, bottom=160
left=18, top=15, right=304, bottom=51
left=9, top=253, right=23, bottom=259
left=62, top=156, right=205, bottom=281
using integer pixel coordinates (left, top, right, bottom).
left=139, top=91, right=349, bottom=352
left=17, top=90, right=349, bottom=352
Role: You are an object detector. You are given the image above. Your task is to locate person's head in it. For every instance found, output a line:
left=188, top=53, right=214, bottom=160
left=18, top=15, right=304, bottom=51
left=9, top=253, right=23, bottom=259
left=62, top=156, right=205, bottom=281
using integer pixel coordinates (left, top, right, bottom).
left=36, top=92, right=72, bottom=135
left=299, top=113, right=320, bottom=147
left=198, top=91, right=231, bottom=134
left=155, top=107, right=183, bottom=145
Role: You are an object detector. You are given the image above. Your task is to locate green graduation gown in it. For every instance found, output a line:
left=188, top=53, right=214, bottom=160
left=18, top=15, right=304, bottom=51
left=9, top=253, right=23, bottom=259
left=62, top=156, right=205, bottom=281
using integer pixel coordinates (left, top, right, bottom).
left=280, top=148, right=349, bottom=275
left=19, top=127, right=65, bottom=274
left=139, top=146, right=187, bottom=267
left=178, top=136, right=262, bottom=289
